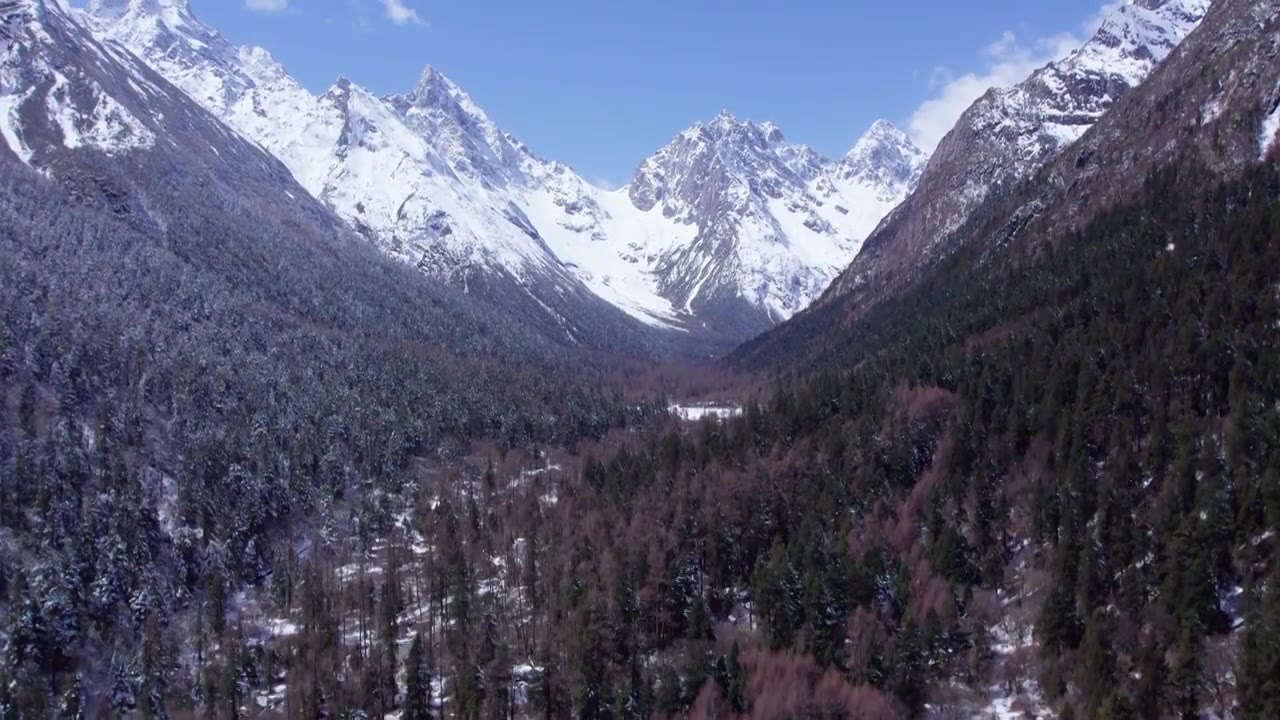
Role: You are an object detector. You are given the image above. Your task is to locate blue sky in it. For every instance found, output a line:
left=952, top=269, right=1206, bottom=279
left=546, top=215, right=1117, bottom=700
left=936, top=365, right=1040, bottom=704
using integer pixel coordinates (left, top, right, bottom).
left=190, top=0, right=1114, bottom=187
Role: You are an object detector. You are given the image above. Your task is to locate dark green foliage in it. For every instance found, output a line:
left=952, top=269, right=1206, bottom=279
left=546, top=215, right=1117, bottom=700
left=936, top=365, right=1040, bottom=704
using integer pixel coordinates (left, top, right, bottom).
left=404, top=634, right=433, bottom=720
left=1238, top=567, right=1280, bottom=720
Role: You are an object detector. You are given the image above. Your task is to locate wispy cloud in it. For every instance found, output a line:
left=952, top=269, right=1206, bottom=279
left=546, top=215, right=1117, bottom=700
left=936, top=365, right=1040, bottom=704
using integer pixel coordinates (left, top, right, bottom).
left=906, top=3, right=1119, bottom=152
left=381, top=0, right=426, bottom=26
left=245, top=0, right=289, bottom=12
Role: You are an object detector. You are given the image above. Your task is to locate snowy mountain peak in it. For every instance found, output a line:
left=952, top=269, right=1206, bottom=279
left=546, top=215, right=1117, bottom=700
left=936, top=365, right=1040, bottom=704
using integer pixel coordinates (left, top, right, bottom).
left=378, top=65, right=525, bottom=184
left=856, top=119, right=913, bottom=147
left=708, top=111, right=773, bottom=141
left=712, top=108, right=738, bottom=124
left=86, top=0, right=194, bottom=26
left=1054, top=0, right=1209, bottom=89
left=839, top=120, right=927, bottom=190
left=759, top=121, right=785, bottom=144
left=615, top=110, right=931, bottom=327
left=407, top=65, right=469, bottom=108
left=75, top=0, right=933, bottom=342
left=321, top=77, right=355, bottom=107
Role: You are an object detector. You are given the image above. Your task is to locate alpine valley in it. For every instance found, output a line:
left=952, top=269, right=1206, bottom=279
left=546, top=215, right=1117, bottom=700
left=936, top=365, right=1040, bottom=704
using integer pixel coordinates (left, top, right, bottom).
left=3, top=0, right=1280, bottom=718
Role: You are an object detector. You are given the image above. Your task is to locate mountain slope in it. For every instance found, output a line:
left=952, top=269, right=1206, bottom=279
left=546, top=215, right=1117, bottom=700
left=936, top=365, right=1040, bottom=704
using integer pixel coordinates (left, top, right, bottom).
left=80, top=0, right=704, bottom=356
left=82, top=0, right=924, bottom=344
left=819, top=0, right=1210, bottom=306
left=0, top=0, right=590, bottom=366
left=0, top=0, right=335, bottom=236
left=615, top=113, right=925, bottom=337
left=0, top=0, right=659, bottom=708
left=739, top=0, right=1277, bottom=371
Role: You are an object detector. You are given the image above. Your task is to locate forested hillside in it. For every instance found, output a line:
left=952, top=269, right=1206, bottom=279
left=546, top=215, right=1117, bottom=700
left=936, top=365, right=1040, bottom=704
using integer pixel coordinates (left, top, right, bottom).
left=497, top=161, right=1280, bottom=718
left=2, top=0, right=1280, bottom=717
left=0, top=153, right=654, bottom=716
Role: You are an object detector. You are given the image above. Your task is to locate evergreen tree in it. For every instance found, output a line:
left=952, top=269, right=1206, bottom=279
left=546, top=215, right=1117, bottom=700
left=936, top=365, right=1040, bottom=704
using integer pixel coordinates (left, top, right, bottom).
left=404, top=634, right=434, bottom=720
left=59, top=673, right=86, bottom=720
left=1076, top=611, right=1116, bottom=715
left=1238, top=570, right=1280, bottom=720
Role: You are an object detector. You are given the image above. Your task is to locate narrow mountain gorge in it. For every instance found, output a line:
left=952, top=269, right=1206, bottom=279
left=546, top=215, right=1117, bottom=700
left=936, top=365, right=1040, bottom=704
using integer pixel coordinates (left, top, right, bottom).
left=81, top=0, right=926, bottom=344
left=2, top=0, right=1279, bottom=717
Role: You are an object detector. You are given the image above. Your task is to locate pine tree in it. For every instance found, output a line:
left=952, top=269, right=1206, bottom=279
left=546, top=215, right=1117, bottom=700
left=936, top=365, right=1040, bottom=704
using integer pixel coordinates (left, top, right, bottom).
left=17, top=380, right=37, bottom=436
left=377, top=578, right=402, bottom=711
left=59, top=673, right=86, bottom=720
left=138, top=613, right=173, bottom=720
left=891, top=618, right=926, bottom=713
left=1169, top=628, right=1202, bottom=720
left=404, top=634, right=433, bottom=720
left=724, top=641, right=745, bottom=714
left=751, top=542, right=803, bottom=649
left=1238, top=570, right=1280, bottom=720
left=1133, top=638, right=1167, bottom=720
left=1076, top=611, right=1115, bottom=715
left=1038, top=583, right=1082, bottom=655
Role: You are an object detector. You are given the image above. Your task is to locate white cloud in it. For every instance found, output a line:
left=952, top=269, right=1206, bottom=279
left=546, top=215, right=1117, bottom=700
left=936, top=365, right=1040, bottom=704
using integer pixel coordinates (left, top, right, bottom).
left=245, top=0, right=289, bottom=12
left=381, top=0, right=426, bottom=26
left=906, top=3, right=1119, bottom=152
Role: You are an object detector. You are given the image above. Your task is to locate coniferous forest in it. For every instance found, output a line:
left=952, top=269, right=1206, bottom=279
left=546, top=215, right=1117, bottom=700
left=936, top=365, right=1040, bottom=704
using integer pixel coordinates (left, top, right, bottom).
left=3, top=133, right=1280, bottom=719
left=2, top=0, right=1280, bottom=717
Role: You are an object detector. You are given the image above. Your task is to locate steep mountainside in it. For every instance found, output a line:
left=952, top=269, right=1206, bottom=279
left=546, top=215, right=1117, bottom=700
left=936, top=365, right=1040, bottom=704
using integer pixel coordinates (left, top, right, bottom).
left=81, top=0, right=924, bottom=342
left=78, top=0, right=705, bottom=356
left=739, top=0, right=1276, bottom=372
left=624, top=114, right=926, bottom=337
left=0, top=0, right=336, bottom=240
left=820, top=0, right=1209, bottom=305
left=0, top=0, right=609, bottom=371
left=0, top=0, right=659, bottom=711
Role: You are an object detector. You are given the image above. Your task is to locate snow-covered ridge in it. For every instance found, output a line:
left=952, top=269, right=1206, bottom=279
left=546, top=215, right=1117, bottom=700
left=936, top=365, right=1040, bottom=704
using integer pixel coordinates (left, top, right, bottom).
left=75, top=0, right=926, bottom=339
left=823, top=0, right=1211, bottom=304
left=0, top=0, right=160, bottom=165
left=951, top=0, right=1211, bottom=231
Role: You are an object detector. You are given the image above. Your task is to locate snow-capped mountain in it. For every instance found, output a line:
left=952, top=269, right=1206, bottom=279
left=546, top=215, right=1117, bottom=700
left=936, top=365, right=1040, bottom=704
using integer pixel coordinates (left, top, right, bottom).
left=79, top=0, right=924, bottom=342
left=2, top=0, right=158, bottom=165
left=0, top=0, right=316, bottom=210
left=823, top=0, right=1210, bottom=303
left=622, top=112, right=925, bottom=334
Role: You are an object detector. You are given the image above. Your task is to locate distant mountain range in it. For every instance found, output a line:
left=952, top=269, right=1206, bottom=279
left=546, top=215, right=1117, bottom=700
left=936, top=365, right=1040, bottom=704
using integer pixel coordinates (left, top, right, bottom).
left=1, top=0, right=1215, bottom=351
left=72, top=0, right=924, bottom=345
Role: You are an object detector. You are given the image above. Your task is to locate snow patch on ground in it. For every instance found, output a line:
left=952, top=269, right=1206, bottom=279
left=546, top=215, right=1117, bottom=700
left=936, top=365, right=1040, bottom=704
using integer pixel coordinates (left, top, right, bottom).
left=1202, top=95, right=1225, bottom=124
left=266, top=618, right=300, bottom=637
left=47, top=72, right=155, bottom=155
left=670, top=403, right=744, bottom=422
left=0, top=91, right=33, bottom=164
left=1261, top=101, right=1280, bottom=160
left=985, top=685, right=1049, bottom=719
